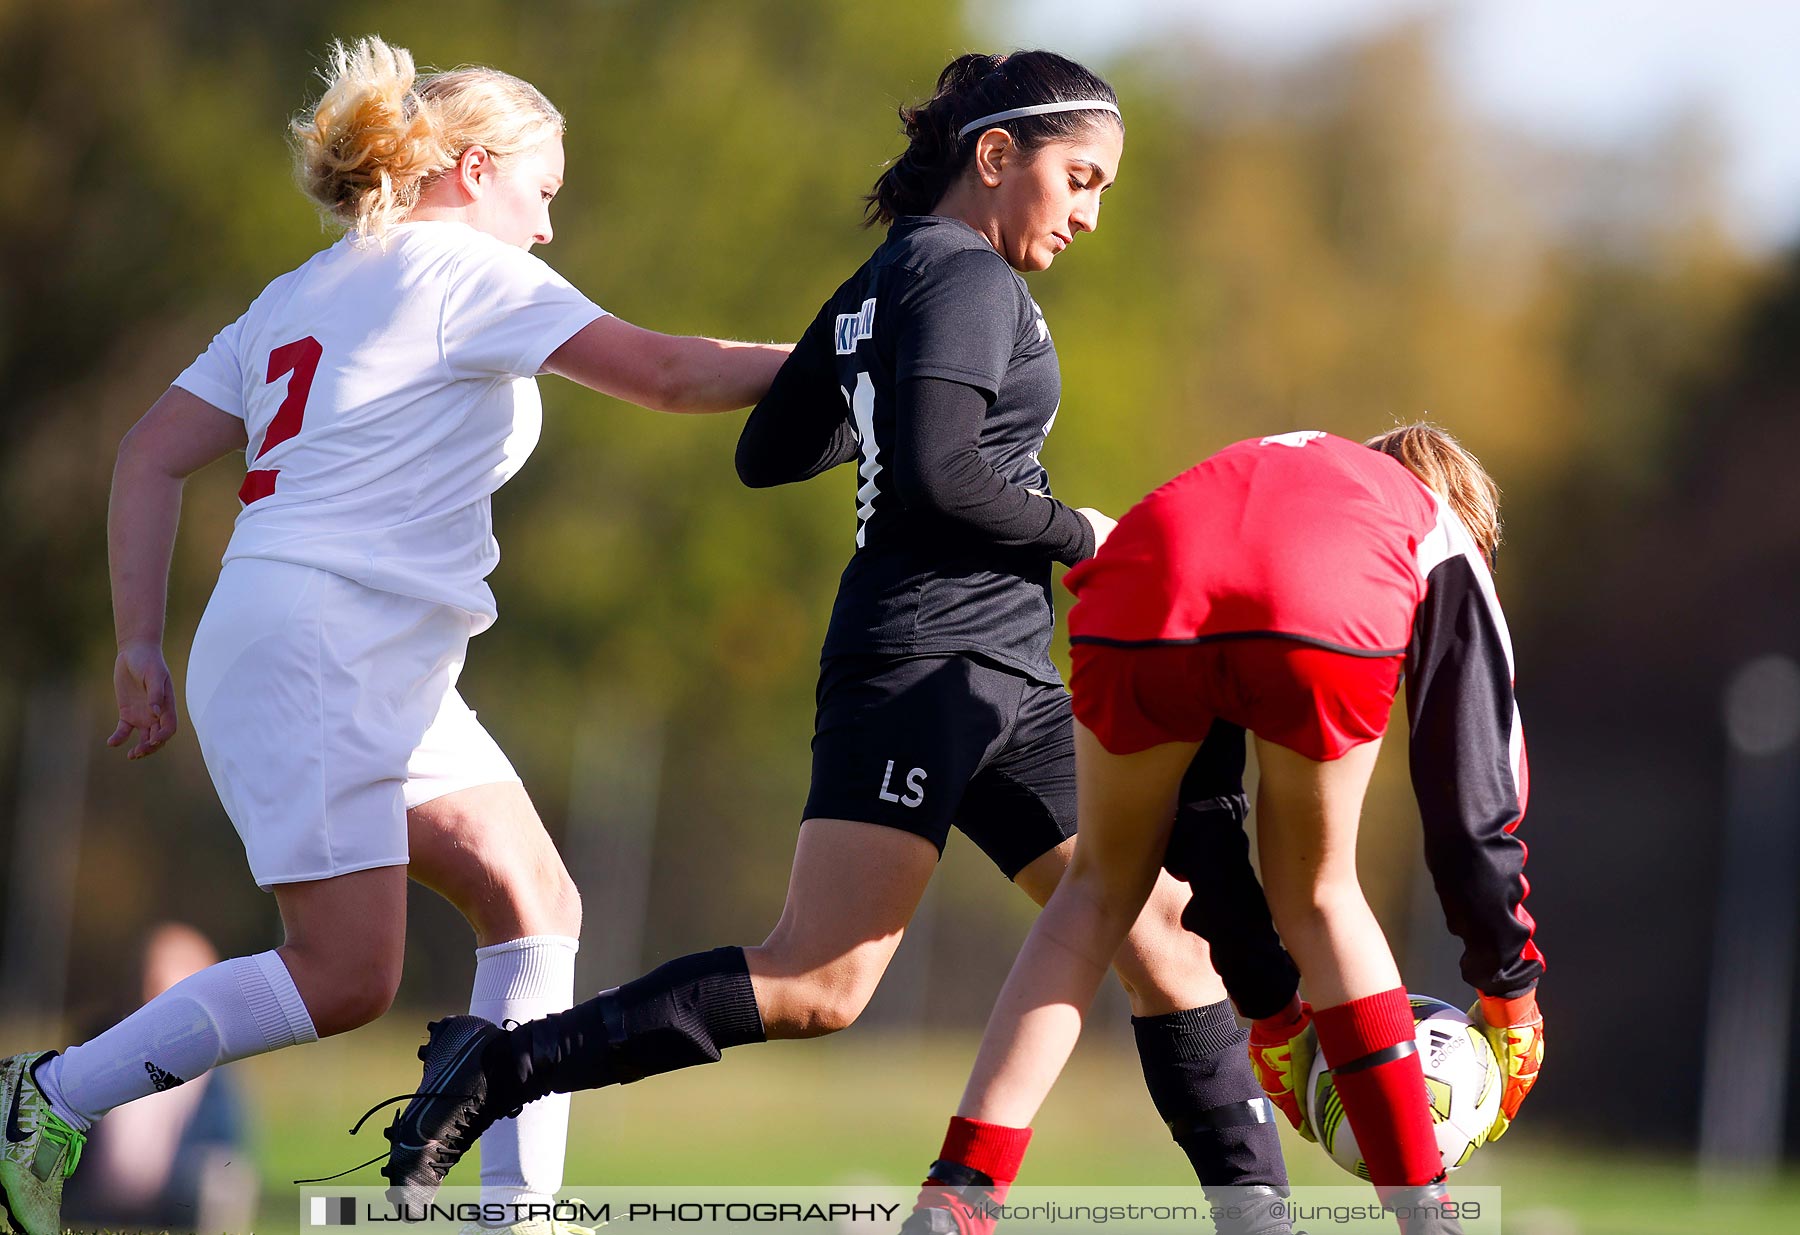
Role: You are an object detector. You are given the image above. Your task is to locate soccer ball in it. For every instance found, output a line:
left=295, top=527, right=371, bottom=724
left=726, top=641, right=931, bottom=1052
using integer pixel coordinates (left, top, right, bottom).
left=1304, top=995, right=1501, bottom=1180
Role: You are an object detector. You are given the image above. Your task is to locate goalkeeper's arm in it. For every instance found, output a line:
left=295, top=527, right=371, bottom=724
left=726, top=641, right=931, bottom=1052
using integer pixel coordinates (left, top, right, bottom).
left=1404, top=548, right=1544, bottom=1136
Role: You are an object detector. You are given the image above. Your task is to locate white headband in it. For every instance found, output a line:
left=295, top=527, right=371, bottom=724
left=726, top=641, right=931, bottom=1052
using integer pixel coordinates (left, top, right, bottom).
left=956, top=100, right=1121, bottom=140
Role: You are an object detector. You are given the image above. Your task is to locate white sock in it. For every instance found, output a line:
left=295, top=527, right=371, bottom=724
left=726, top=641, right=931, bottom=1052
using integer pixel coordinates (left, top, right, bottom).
left=38, top=950, right=316, bottom=1130
left=470, top=934, right=579, bottom=1212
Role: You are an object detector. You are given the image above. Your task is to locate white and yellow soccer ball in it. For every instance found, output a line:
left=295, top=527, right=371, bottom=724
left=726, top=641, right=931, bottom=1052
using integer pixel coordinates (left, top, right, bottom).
left=1305, top=995, right=1502, bottom=1180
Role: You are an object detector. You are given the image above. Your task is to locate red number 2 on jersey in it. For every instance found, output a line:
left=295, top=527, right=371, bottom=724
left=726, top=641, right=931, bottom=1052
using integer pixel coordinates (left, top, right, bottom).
left=239, top=336, right=323, bottom=505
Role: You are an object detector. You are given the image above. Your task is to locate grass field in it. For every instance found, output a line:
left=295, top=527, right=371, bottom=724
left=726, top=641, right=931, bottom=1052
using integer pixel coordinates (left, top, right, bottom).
left=205, top=1022, right=1800, bottom=1235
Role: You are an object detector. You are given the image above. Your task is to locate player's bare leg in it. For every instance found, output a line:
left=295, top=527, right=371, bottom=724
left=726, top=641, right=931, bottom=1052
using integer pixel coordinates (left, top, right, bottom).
left=379, top=817, right=938, bottom=1197
left=744, top=818, right=939, bottom=1037
left=1251, top=738, right=1393, bottom=1006
left=950, top=727, right=1193, bottom=1125
left=273, top=866, right=410, bottom=1035
left=1008, top=833, right=1290, bottom=1218
left=1254, top=737, right=1455, bottom=1231
left=895, top=732, right=1198, bottom=1232
left=408, top=782, right=582, bottom=946
left=409, top=782, right=582, bottom=1224
left=5, top=868, right=400, bottom=1235
left=1012, top=837, right=1223, bottom=1015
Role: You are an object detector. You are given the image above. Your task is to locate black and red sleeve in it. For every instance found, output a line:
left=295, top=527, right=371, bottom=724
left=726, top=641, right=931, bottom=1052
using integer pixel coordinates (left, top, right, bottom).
left=1404, top=550, right=1544, bottom=999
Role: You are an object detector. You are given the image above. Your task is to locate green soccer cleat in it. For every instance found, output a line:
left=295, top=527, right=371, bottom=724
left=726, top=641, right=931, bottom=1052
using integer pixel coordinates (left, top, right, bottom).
left=1, top=1052, right=86, bottom=1235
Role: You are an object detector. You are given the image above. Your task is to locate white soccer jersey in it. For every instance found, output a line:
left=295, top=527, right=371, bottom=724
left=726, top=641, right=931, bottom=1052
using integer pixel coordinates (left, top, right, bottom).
left=173, top=220, right=606, bottom=631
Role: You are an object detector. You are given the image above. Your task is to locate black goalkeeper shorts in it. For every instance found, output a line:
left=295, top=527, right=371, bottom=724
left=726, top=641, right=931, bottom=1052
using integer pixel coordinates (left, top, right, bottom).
left=803, top=653, right=1076, bottom=879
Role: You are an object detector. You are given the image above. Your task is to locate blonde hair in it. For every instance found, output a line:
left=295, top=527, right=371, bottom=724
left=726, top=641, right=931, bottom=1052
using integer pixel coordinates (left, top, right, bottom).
left=292, top=36, right=564, bottom=241
left=1364, top=422, right=1502, bottom=563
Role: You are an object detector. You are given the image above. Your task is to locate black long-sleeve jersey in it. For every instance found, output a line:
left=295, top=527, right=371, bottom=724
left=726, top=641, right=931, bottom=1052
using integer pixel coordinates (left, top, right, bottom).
left=736, top=215, right=1093, bottom=685
left=1405, top=530, right=1541, bottom=998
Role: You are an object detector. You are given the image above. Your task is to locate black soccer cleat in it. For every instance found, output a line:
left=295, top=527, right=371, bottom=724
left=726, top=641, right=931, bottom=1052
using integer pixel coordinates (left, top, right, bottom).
left=379, top=1015, right=515, bottom=1206
left=896, top=1163, right=999, bottom=1235
left=897, top=1208, right=965, bottom=1235
left=1209, top=1185, right=1294, bottom=1235
left=1382, top=1179, right=1463, bottom=1235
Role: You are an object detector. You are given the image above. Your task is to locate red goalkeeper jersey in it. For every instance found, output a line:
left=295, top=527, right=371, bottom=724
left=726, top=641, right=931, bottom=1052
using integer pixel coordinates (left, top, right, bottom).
left=1066, top=430, right=1543, bottom=998
left=1066, top=430, right=1440, bottom=654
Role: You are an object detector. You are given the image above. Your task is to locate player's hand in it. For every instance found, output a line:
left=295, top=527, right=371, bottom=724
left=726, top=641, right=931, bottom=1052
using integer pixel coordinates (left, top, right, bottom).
left=109, top=641, right=178, bottom=759
left=1469, top=990, right=1543, bottom=1142
left=1248, top=998, right=1316, bottom=1141
left=1077, top=507, right=1117, bottom=551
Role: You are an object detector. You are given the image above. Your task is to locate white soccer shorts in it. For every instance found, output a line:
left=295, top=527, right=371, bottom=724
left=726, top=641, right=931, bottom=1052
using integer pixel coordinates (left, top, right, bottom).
left=186, top=557, right=520, bottom=889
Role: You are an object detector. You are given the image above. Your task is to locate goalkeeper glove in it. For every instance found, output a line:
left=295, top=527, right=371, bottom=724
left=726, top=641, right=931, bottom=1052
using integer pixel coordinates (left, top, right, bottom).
left=1469, top=989, right=1543, bottom=1142
left=1247, top=994, right=1316, bottom=1141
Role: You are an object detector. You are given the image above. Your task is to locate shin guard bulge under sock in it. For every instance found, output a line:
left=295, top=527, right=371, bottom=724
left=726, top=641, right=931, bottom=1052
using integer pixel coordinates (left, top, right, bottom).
left=1132, top=1000, right=1290, bottom=1192
left=488, top=945, right=764, bottom=1106
left=38, top=951, right=316, bottom=1130
left=469, top=934, right=579, bottom=1213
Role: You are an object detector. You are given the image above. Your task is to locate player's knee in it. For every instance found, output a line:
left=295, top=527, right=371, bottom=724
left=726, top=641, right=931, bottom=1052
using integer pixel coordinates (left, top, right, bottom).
left=293, top=949, right=403, bottom=1036
left=335, top=967, right=401, bottom=1031
left=550, top=870, right=583, bottom=937
left=1266, top=874, right=1363, bottom=936
left=514, top=862, right=582, bottom=937
left=1113, top=893, right=1231, bottom=1014
left=747, top=945, right=881, bottom=1038
left=476, top=852, right=582, bottom=940
left=1113, top=936, right=1207, bottom=1010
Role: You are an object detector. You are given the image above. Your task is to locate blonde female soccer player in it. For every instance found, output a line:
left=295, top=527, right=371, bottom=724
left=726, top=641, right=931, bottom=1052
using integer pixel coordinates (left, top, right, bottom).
left=0, top=36, right=787, bottom=1235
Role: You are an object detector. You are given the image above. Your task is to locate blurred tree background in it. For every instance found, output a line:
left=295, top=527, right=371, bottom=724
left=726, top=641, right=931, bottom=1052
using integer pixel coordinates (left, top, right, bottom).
left=2, top=0, right=1795, bottom=1173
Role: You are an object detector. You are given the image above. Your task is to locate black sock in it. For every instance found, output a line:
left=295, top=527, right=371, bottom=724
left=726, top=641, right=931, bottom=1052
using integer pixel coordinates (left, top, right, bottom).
left=1133, top=1000, right=1291, bottom=1230
left=1166, top=727, right=1301, bottom=1021
left=487, top=946, right=765, bottom=1106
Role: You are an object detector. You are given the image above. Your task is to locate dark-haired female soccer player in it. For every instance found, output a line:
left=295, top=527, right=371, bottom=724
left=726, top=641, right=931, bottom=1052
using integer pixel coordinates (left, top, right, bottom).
left=905, top=426, right=1545, bottom=1235
left=379, top=50, right=1295, bottom=1235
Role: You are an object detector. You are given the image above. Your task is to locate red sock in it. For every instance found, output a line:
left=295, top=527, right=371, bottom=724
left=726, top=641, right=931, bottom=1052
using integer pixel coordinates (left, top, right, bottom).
left=915, top=1117, right=1033, bottom=1234
left=1313, top=989, right=1442, bottom=1188
left=935, top=1115, right=1032, bottom=1186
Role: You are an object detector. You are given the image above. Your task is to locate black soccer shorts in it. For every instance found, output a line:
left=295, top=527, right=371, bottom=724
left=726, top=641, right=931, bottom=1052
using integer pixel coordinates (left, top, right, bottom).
left=803, top=653, right=1076, bottom=879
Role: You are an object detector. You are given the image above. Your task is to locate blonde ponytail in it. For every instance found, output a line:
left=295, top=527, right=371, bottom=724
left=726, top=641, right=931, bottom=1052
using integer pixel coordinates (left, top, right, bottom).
left=1364, top=422, right=1502, bottom=563
left=292, top=36, right=564, bottom=241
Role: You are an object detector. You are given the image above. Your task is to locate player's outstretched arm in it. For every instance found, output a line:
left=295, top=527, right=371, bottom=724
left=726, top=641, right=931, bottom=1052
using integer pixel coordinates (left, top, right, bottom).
left=108, top=387, right=246, bottom=759
left=544, top=316, right=792, bottom=414
left=735, top=309, right=859, bottom=488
